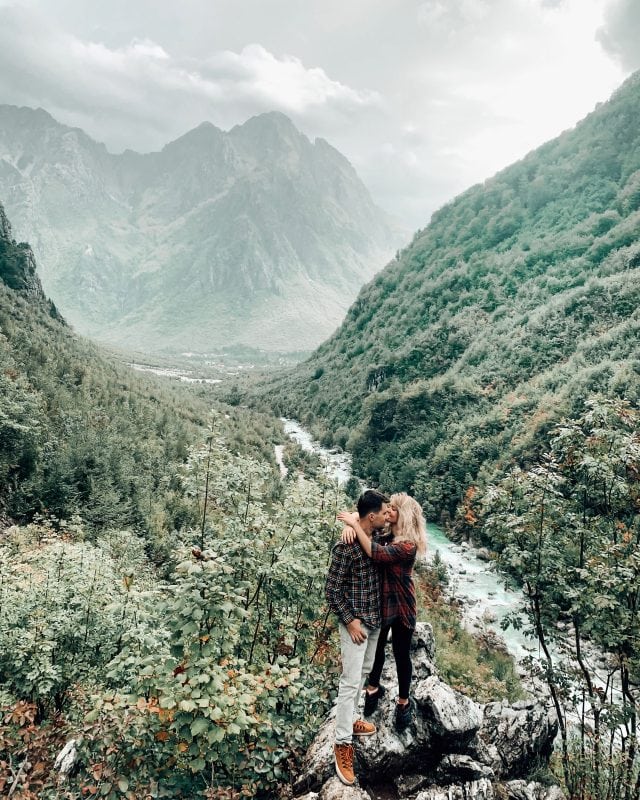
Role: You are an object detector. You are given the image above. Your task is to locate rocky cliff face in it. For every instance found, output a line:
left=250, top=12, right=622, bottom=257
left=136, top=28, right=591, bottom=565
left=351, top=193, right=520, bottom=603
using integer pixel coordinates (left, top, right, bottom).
left=293, top=623, right=561, bottom=800
left=0, top=106, right=404, bottom=353
left=0, top=200, right=48, bottom=303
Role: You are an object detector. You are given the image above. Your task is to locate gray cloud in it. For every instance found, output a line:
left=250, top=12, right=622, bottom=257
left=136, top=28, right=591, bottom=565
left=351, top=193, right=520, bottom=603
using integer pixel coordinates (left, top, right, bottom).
left=0, top=0, right=631, bottom=228
left=597, top=0, right=640, bottom=71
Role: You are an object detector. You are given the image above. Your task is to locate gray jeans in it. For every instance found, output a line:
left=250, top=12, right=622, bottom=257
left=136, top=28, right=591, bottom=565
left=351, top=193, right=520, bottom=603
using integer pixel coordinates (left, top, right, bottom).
left=334, top=621, right=381, bottom=744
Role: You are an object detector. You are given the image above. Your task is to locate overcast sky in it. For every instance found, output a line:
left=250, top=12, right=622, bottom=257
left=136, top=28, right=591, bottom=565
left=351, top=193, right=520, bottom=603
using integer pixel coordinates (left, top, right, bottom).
left=0, top=0, right=638, bottom=228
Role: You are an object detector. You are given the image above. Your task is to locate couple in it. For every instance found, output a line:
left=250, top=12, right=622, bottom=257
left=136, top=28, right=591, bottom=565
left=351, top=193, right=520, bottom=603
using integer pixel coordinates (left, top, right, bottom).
left=325, top=489, right=427, bottom=786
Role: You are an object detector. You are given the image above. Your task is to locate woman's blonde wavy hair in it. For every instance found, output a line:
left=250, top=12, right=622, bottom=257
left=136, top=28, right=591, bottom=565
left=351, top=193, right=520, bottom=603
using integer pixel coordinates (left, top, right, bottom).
left=389, top=492, right=427, bottom=555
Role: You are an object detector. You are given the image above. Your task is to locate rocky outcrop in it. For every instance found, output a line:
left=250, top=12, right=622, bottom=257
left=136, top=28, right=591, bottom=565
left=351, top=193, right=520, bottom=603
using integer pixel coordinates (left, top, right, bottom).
left=293, top=622, right=561, bottom=800
left=0, top=201, right=44, bottom=299
left=0, top=202, right=11, bottom=240
left=0, top=202, right=63, bottom=319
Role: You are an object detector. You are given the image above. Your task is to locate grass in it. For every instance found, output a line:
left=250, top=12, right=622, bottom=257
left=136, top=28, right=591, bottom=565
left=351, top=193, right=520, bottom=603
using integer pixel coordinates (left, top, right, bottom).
left=415, top=562, right=524, bottom=704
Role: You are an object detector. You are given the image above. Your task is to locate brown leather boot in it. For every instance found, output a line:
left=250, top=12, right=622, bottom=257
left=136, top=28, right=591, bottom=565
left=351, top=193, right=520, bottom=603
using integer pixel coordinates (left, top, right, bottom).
left=334, top=742, right=355, bottom=785
left=352, top=718, right=376, bottom=736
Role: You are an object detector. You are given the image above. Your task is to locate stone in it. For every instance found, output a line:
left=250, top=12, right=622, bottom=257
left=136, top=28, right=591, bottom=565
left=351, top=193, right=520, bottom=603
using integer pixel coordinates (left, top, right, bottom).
left=468, top=700, right=558, bottom=779
left=394, top=772, right=433, bottom=796
left=435, top=754, right=495, bottom=783
left=292, top=612, right=557, bottom=799
left=293, top=715, right=336, bottom=794
left=411, top=622, right=437, bottom=680
left=415, top=778, right=495, bottom=800
left=319, top=778, right=371, bottom=800
left=414, top=676, right=483, bottom=744
left=504, top=780, right=565, bottom=800
left=53, top=739, right=78, bottom=779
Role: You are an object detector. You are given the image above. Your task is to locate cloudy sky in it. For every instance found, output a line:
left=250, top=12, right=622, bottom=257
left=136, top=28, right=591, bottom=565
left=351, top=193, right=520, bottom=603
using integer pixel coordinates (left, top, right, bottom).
left=0, top=0, right=638, bottom=228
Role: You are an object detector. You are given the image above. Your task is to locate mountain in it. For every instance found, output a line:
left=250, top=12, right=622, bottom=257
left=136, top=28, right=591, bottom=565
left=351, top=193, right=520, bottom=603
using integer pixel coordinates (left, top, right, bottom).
left=259, top=71, right=640, bottom=518
left=0, top=107, right=402, bottom=354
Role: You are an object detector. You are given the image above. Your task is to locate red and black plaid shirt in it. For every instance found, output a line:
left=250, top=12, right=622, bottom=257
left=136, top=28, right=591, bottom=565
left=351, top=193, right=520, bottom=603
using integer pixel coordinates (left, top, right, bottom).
left=371, top=539, right=417, bottom=629
left=325, top=537, right=382, bottom=629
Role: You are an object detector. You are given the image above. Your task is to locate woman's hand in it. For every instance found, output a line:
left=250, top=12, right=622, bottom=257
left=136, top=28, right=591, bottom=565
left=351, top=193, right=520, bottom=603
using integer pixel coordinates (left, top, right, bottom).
left=337, top=511, right=359, bottom=544
left=337, top=510, right=359, bottom=526
left=340, top=526, right=356, bottom=544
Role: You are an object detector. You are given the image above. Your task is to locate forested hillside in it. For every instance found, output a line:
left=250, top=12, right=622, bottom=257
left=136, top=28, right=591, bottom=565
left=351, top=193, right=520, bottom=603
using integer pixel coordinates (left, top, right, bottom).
left=1, top=200, right=205, bottom=549
left=0, top=200, right=291, bottom=544
left=259, top=70, right=640, bottom=520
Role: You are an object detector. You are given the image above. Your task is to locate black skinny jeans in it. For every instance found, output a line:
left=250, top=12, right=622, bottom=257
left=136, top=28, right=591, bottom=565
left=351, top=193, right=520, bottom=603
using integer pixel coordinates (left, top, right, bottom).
left=368, top=619, right=414, bottom=700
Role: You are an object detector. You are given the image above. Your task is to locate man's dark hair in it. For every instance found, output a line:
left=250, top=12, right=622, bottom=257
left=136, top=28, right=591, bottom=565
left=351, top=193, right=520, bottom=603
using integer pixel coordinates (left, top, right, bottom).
left=357, top=489, right=390, bottom=517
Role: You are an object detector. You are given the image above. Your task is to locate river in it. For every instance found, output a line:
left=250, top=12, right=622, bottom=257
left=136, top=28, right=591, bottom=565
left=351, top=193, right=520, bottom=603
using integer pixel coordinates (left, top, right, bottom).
left=279, top=418, right=536, bottom=661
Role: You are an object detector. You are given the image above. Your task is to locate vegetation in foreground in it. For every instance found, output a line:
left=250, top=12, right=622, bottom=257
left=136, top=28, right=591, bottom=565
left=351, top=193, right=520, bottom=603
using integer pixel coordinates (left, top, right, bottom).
left=474, top=398, right=640, bottom=800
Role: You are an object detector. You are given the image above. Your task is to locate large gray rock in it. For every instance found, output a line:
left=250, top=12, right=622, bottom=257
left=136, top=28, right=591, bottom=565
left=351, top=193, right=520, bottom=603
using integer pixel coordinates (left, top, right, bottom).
left=293, top=715, right=336, bottom=794
left=292, top=622, right=559, bottom=800
left=415, top=778, right=495, bottom=800
left=318, top=778, right=371, bottom=800
left=434, top=754, right=495, bottom=784
left=411, top=622, right=437, bottom=681
left=504, top=780, right=565, bottom=800
left=414, top=676, right=483, bottom=745
left=468, top=699, right=558, bottom=779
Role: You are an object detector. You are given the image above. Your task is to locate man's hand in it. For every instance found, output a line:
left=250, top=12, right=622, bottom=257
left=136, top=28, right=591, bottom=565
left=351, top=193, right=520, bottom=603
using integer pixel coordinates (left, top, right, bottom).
left=346, top=618, right=367, bottom=644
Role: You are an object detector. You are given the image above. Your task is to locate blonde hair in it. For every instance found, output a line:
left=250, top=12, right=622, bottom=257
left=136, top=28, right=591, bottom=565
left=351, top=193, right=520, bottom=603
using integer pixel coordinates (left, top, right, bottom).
left=390, top=493, right=427, bottom=556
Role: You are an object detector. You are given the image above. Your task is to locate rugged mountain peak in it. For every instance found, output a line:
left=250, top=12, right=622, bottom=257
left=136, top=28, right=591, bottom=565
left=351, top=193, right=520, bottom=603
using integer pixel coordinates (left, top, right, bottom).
left=235, top=110, right=301, bottom=136
left=0, top=104, right=402, bottom=352
left=229, top=110, right=309, bottom=158
left=160, top=120, right=225, bottom=154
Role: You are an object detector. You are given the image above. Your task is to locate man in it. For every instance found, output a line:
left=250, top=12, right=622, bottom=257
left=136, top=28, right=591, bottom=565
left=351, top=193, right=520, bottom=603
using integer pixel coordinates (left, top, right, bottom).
left=325, top=489, right=389, bottom=786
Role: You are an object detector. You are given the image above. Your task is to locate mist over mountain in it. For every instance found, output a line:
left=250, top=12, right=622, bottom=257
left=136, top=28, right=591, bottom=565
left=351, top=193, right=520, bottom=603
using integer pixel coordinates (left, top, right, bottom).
left=261, top=71, right=640, bottom=517
left=0, top=106, right=403, bottom=354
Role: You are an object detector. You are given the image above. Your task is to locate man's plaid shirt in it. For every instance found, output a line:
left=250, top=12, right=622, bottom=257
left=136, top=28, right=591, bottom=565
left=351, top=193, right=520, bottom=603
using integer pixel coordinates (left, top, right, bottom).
left=371, top=539, right=418, bottom=629
left=325, top=535, right=382, bottom=629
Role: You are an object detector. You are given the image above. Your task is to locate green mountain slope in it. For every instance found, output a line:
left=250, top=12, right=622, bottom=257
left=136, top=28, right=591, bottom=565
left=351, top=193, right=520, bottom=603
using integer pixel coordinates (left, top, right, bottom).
left=261, top=71, right=640, bottom=519
left=0, top=107, right=403, bottom=354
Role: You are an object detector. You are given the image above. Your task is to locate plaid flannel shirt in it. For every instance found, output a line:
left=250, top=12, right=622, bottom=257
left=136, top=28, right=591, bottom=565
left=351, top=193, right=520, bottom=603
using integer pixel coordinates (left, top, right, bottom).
left=325, top=536, right=382, bottom=629
left=371, top=539, right=418, bottom=629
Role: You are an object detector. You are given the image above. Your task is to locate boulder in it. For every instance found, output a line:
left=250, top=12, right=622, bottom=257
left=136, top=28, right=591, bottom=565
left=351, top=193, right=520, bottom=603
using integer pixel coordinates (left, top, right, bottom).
left=414, top=676, right=483, bottom=745
left=319, top=778, right=371, bottom=800
left=292, top=622, right=559, bottom=800
left=434, top=754, right=495, bottom=784
left=415, top=778, right=495, bottom=800
left=468, top=699, right=558, bottom=779
left=293, top=715, right=336, bottom=794
left=504, top=780, right=565, bottom=800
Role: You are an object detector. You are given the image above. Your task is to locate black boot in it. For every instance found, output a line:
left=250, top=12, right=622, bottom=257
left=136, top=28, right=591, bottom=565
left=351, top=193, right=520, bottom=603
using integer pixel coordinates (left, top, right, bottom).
left=394, top=699, right=413, bottom=731
left=363, top=684, right=386, bottom=716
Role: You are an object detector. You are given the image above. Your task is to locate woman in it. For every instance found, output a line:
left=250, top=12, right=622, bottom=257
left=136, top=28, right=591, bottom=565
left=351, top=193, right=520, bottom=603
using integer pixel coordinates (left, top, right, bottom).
left=337, top=492, right=427, bottom=730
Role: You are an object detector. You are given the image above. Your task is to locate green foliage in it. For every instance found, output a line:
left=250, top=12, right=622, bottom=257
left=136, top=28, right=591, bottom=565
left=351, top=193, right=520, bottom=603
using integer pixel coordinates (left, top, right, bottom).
left=480, top=398, right=640, bottom=799
left=0, top=265, right=213, bottom=546
left=71, top=446, right=342, bottom=797
left=0, top=418, right=345, bottom=797
left=0, top=522, right=156, bottom=717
